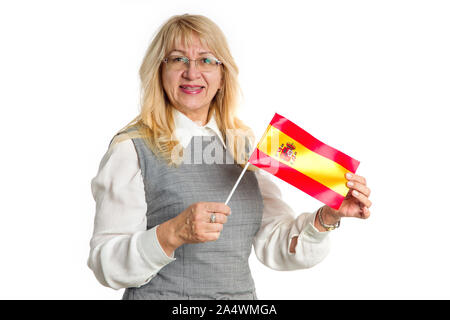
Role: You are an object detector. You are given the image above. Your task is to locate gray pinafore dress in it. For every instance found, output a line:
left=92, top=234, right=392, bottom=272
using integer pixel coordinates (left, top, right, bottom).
left=120, top=130, right=263, bottom=300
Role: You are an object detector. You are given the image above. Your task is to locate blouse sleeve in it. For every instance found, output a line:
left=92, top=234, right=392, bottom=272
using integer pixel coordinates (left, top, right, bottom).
left=87, top=139, right=175, bottom=290
left=252, top=169, right=331, bottom=271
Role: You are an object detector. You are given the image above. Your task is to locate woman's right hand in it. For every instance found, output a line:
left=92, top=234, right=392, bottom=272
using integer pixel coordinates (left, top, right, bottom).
left=156, top=202, right=231, bottom=257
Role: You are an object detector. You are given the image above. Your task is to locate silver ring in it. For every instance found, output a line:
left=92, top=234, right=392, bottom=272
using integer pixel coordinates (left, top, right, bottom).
left=210, top=212, right=216, bottom=223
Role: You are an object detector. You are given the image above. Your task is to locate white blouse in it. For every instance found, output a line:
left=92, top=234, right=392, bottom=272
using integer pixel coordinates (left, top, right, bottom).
left=88, top=109, right=331, bottom=290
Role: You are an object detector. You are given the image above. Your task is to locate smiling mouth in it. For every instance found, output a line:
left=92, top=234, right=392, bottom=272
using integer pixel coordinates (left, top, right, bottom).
left=179, top=86, right=205, bottom=94
left=180, top=85, right=205, bottom=90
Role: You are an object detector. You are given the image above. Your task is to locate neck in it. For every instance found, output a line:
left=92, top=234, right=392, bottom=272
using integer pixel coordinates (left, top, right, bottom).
left=174, top=105, right=211, bottom=126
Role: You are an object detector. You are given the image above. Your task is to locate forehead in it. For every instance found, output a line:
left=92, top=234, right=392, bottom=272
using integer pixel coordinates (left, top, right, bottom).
left=168, top=34, right=213, bottom=55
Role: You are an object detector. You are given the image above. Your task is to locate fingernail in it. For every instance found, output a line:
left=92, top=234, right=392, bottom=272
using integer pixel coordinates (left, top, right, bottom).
left=346, top=173, right=352, bottom=179
left=352, top=190, right=359, bottom=196
left=347, top=181, right=354, bottom=187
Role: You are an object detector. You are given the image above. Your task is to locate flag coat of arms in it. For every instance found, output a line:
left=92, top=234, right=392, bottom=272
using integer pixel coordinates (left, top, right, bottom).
left=248, top=113, right=360, bottom=210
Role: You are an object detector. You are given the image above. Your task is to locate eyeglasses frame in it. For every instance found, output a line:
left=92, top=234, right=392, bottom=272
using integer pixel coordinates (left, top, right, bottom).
left=162, top=55, right=223, bottom=71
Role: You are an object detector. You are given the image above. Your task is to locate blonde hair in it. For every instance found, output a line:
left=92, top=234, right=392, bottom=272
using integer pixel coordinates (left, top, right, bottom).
left=112, top=14, right=257, bottom=171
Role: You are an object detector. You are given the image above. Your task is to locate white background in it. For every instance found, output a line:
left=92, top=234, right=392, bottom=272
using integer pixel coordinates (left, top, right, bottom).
left=1, top=0, right=449, bottom=299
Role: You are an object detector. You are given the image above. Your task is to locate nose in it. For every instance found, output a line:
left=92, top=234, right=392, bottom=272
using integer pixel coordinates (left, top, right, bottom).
left=182, top=61, right=201, bottom=80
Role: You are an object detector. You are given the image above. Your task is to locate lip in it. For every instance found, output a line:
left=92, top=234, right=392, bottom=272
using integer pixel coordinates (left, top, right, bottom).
left=179, top=85, right=204, bottom=94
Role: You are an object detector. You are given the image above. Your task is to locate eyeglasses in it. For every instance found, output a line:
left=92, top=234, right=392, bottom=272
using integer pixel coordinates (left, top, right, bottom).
left=162, top=55, right=223, bottom=72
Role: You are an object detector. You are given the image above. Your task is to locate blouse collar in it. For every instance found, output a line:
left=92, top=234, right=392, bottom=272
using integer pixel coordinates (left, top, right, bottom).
left=172, top=107, right=227, bottom=149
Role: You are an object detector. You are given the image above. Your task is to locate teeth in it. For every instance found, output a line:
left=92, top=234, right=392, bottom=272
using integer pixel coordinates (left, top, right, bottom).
left=181, top=86, right=203, bottom=90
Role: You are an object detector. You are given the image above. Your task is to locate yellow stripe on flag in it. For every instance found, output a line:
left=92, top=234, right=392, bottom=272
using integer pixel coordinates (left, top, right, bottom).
left=257, top=126, right=351, bottom=196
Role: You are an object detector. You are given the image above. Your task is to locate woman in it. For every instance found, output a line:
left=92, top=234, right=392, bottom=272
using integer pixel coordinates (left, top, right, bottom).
left=88, top=14, right=372, bottom=300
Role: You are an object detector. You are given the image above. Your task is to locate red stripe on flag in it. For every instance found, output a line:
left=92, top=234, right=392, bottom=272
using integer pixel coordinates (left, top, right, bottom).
left=249, top=149, right=346, bottom=210
left=269, top=113, right=360, bottom=173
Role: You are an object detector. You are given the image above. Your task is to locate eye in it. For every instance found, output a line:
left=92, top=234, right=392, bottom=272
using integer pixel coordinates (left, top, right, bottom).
left=171, top=56, right=189, bottom=63
left=202, top=57, right=214, bottom=65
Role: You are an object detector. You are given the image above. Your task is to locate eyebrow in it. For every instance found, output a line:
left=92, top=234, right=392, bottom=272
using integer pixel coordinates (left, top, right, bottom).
left=169, top=49, right=213, bottom=55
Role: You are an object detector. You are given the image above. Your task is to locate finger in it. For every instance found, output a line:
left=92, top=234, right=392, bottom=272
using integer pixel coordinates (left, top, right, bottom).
left=204, top=202, right=232, bottom=215
left=361, top=206, right=371, bottom=219
left=203, top=212, right=228, bottom=224
left=347, top=181, right=371, bottom=197
left=345, top=172, right=367, bottom=185
left=203, top=232, right=221, bottom=242
left=351, top=189, right=372, bottom=208
left=202, top=222, right=224, bottom=233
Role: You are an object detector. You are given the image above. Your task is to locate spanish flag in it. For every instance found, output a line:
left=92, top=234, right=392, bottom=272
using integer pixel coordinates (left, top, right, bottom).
left=249, top=113, right=360, bottom=210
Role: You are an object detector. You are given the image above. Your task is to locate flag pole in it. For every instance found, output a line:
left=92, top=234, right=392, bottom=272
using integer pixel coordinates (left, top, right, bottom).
left=225, top=161, right=251, bottom=205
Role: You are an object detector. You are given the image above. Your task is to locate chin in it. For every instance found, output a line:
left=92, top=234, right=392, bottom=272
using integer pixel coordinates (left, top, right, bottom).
left=178, top=101, right=209, bottom=111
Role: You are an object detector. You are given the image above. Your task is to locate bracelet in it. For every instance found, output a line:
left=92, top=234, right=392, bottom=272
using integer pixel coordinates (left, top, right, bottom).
left=318, top=207, right=340, bottom=231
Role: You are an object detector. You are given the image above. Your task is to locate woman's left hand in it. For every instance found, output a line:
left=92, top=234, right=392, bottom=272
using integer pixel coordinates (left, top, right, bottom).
left=319, top=172, right=372, bottom=225
left=309, top=172, right=373, bottom=234
left=340, top=172, right=372, bottom=218
left=297, top=173, right=372, bottom=246
left=328, top=172, right=372, bottom=219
